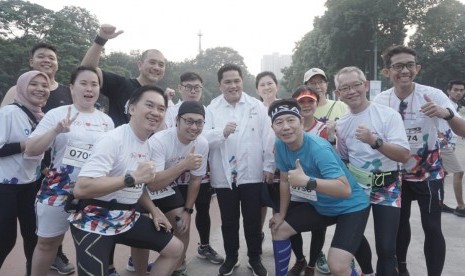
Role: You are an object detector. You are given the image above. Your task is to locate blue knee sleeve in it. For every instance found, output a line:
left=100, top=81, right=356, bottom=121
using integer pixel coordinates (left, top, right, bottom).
left=273, top=239, right=291, bottom=276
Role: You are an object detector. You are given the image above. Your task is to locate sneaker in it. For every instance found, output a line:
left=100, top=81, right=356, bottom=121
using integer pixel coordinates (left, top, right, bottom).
left=50, top=253, right=75, bottom=275
left=315, top=251, right=330, bottom=274
left=171, top=267, right=187, bottom=276
left=219, top=257, right=240, bottom=275
left=247, top=260, right=268, bottom=276
left=287, top=257, right=306, bottom=276
left=304, top=266, right=315, bottom=276
left=198, top=244, right=225, bottom=264
left=108, top=267, right=120, bottom=276
left=454, top=207, right=465, bottom=217
left=442, top=203, right=455, bottom=213
left=126, top=256, right=153, bottom=274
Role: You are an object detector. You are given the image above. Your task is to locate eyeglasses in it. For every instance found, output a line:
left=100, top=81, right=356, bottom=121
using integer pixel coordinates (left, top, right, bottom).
left=180, top=116, right=205, bottom=127
left=399, top=100, right=408, bottom=120
left=181, top=84, right=203, bottom=92
left=337, top=82, right=364, bottom=93
left=390, top=62, right=417, bottom=72
left=307, top=80, right=326, bottom=87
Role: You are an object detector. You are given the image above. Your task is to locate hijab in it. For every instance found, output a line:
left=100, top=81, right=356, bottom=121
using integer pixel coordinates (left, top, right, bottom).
left=15, top=70, right=50, bottom=120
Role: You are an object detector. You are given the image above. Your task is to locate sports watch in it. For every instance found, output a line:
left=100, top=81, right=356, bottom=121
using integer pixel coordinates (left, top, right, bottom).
left=371, top=137, right=384, bottom=150
left=124, top=173, right=136, bottom=187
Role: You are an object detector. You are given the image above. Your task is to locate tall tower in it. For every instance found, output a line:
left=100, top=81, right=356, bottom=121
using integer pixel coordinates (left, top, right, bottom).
left=198, top=30, right=203, bottom=54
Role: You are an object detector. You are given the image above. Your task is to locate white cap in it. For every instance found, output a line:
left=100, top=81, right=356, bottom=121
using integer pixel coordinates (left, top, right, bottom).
left=303, top=68, right=327, bottom=84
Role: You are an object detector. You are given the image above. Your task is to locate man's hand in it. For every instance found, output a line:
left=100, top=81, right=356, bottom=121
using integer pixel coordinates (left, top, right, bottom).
left=164, top=88, right=176, bottom=101
left=269, top=212, right=285, bottom=233
left=182, top=146, right=203, bottom=171
left=132, top=161, right=156, bottom=184
left=223, top=122, right=237, bottom=138
left=355, top=125, right=376, bottom=146
left=421, top=95, right=450, bottom=119
left=263, top=171, right=274, bottom=184
left=176, top=211, right=191, bottom=234
left=288, top=159, right=309, bottom=188
left=151, top=207, right=172, bottom=232
left=98, top=24, right=124, bottom=40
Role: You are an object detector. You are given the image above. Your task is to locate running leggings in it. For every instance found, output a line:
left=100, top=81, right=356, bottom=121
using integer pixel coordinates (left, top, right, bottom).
left=0, top=183, right=38, bottom=275
left=290, top=228, right=327, bottom=266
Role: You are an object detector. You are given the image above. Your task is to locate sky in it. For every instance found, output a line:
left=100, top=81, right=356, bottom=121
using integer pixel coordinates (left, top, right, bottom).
left=27, top=0, right=327, bottom=75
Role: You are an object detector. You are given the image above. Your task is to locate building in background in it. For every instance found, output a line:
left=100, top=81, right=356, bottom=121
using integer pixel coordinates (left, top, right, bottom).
left=261, top=52, right=291, bottom=80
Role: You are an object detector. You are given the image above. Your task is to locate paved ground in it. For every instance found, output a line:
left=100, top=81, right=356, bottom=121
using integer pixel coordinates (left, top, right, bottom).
left=3, top=142, right=465, bottom=276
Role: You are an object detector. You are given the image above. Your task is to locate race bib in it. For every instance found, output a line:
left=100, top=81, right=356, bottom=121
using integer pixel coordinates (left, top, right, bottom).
left=290, top=186, right=317, bottom=201
left=62, top=143, right=93, bottom=168
left=406, top=127, right=423, bottom=148
left=148, top=184, right=176, bottom=200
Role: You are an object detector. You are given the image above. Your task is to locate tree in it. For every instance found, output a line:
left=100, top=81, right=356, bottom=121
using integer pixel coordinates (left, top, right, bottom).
left=282, top=0, right=443, bottom=93
left=409, top=0, right=465, bottom=91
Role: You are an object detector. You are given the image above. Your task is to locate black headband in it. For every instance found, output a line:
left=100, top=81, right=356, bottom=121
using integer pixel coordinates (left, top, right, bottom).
left=270, top=104, right=301, bottom=123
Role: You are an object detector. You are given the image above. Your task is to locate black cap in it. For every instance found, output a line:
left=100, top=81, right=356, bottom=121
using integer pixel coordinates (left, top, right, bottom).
left=178, top=101, right=205, bottom=118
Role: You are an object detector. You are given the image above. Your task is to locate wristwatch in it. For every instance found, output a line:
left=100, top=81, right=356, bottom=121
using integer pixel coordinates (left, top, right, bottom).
left=124, top=173, right=135, bottom=187
left=444, top=107, right=455, bottom=121
left=371, top=137, right=384, bottom=150
left=184, top=207, right=194, bottom=214
left=306, top=177, right=317, bottom=191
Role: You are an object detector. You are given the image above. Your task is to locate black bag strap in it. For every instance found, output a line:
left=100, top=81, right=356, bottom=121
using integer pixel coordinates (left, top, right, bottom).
left=11, top=102, right=39, bottom=131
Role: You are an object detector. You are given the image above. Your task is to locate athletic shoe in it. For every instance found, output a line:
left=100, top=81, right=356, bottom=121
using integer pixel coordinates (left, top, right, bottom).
left=304, top=266, right=315, bottom=276
left=197, top=244, right=225, bottom=264
left=442, top=203, right=455, bottom=213
left=218, top=257, right=240, bottom=275
left=287, top=257, right=307, bottom=276
left=108, top=267, right=120, bottom=276
left=50, top=253, right=75, bottom=275
left=171, top=267, right=187, bottom=276
left=247, top=260, right=268, bottom=276
left=315, top=251, right=330, bottom=274
left=126, top=256, right=153, bottom=274
left=454, top=207, right=465, bottom=217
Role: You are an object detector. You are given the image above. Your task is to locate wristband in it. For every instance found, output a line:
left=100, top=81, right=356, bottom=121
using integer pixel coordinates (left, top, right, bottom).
left=94, top=35, right=108, bottom=46
left=444, top=107, right=455, bottom=121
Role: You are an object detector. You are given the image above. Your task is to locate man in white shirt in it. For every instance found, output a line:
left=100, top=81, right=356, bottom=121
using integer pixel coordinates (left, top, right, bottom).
left=204, top=64, right=275, bottom=276
left=440, top=80, right=465, bottom=217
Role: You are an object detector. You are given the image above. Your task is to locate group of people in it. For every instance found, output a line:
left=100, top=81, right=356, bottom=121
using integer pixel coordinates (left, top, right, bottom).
left=1, top=23, right=465, bottom=276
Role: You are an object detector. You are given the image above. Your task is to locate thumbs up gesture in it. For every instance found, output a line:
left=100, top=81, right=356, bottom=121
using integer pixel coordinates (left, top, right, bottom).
left=183, top=146, right=203, bottom=171
left=420, top=94, right=450, bottom=119
left=287, top=159, right=309, bottom=187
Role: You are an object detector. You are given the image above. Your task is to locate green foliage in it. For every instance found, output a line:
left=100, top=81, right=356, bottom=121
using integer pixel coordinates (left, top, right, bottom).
left=281, top=0, right=451, bottom=93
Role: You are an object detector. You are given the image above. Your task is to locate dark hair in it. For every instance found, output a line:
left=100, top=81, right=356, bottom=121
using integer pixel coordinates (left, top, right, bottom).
left=70, top=66, right=100, bottom=85
left=30, top=42, right=57, bottom=58
left=268, top=98, right=302, bottom=118
left=291, top=85, right=320, bottom=102
left=180, top=72, right=203, bottom=84
left=128, top=85, right=168, bottom=107
left=217, top=64, right=242, bottom=83
left=447, top=80, right=465, bottom=90
left=255, top=71, right=278, bottom=89
left=382, top=45, right=417, bottom=68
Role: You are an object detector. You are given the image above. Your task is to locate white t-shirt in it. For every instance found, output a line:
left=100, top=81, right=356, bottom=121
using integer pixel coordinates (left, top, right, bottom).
left=0, top=105, right=42, bottom=184
left=147, top=127, right=209, bottom=199
left=165, top=101, right=181, bottom=129
left=70, top=124, right=152, bottom=235
left=30, top=105, right=114, bottom=206
left=373, top=83, right=457, bottom=181
left=336, top=102, right=409, bottom=172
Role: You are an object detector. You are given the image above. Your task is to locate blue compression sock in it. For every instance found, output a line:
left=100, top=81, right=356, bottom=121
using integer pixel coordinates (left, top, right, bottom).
left=273, top=239, right=292, bottom=276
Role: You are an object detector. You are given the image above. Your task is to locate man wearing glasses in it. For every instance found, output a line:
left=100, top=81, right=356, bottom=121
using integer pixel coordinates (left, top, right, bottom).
left=204, top=64, right=275, bottom=276
left=164, top=72, right=226, bottom=265
left=303, top=68, right=347, bottom=123
left=373, top=45, right=465, bottom=276
left=143, top=100, right=210, bottom=276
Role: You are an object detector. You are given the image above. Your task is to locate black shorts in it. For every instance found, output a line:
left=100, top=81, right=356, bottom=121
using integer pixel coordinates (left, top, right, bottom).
left=285, top=202, right=370, bottom=254
left=177, top=182, right=213, bottom=204
left=152, top=185, right=185, bottom=213
left=402, top=178, right=444, bottom=213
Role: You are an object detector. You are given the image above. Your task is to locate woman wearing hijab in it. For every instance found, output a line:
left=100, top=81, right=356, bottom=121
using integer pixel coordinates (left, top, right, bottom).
left=0, top=70, right=50, bottom=276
